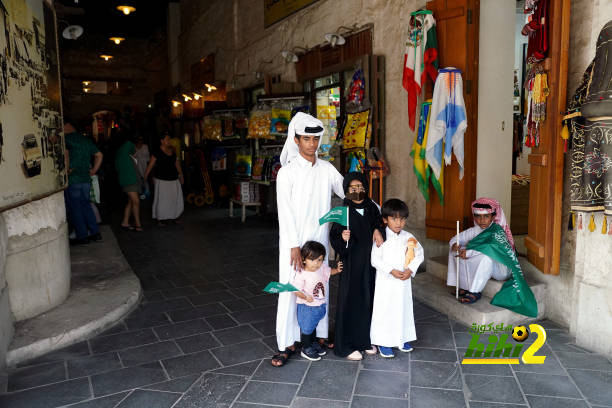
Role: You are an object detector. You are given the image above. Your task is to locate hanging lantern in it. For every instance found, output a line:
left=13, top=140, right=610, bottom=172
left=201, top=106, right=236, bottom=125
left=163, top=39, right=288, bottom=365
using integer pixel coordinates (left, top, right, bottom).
left=116, top=5, right=136, bottom=15
left=109, top=37, right=125, bottom=45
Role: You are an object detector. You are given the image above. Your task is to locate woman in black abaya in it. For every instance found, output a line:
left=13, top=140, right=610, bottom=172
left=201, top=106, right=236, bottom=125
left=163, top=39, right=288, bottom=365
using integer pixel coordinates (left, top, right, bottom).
left=330, top=172, right=382, bottom=360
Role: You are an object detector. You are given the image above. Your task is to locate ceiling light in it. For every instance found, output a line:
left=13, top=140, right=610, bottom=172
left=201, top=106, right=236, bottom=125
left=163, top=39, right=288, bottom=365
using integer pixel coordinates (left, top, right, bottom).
left=82, top=81, right=91, bottom=86
left=172, top=100, right=181, bottom=107
left=83, top=87, right=90, bottom=93
left=324, top=33, right=346, bottom=47
left=117, top=5, right=135, bottom=15
left=280, top=50, right=298, bottom=63
left=204, top=83, right=217, bottom=92
left=109, top=37, right=125, bottom=45
left=182, top=94, right=192, bottom=101
left=62, top=25, right=83, bottom=40
left=99, top=54, right=113, bottom=61
left=193, top=93, right=202, bottom=100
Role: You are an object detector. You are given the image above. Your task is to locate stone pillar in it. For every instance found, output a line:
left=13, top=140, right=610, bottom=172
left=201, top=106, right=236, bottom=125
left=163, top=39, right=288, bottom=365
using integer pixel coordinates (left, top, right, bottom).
left=3, top=192, right=71, bottom=322
left=0, top=213, right=14, bottom=370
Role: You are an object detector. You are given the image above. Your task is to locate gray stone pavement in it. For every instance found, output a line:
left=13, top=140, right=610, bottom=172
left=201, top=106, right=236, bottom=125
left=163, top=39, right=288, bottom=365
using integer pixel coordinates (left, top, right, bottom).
left=1, top=209, right=611, bottom=408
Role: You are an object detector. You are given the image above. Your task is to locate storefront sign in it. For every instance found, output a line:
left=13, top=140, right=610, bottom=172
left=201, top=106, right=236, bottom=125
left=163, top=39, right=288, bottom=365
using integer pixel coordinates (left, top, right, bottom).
left=264, top=0, right=319, bottom=27
left=0, top=0, right=66, bottom=211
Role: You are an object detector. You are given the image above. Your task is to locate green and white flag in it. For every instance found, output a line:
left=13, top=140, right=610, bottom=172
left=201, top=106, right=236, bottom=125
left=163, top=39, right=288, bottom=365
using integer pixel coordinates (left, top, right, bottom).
left=263, top=281, right=300, bottom=294
left=319, top=206, right=348, bottom=226
left=466, top=223, right=538, bottom=318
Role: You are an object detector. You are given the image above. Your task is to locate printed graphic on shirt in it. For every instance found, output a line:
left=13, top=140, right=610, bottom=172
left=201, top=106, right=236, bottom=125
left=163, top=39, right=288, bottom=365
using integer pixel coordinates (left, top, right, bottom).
left=313, top=282, right=325, bottom=300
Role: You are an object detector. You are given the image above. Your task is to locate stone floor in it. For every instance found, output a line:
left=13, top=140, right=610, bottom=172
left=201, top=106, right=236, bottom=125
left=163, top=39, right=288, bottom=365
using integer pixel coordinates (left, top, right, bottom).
left=1, top=208, right=611, bottom=408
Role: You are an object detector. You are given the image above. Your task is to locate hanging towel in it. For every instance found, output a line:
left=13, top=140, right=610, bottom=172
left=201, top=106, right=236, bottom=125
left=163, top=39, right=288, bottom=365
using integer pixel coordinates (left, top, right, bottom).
left=426, top=67, right=467, bottom=180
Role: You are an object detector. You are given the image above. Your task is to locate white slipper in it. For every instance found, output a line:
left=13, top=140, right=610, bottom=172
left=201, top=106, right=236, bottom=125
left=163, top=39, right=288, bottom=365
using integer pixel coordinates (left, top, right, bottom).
left=365, top=346, right=377, bottom=355
left=347, top=350, right=363, bottom=361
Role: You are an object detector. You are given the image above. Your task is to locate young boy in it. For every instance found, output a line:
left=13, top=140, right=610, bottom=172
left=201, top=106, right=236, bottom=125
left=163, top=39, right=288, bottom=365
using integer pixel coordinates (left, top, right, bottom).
left=370, top=199, right=424, bottom=358
left=447, top=197, right=513, bottom=304
left=292, top=241, right=343, bottom=361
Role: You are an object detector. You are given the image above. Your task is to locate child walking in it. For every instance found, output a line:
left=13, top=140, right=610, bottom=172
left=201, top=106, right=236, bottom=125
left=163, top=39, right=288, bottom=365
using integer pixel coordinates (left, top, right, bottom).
left=292, top=241, right=343, bottom=361
left=370, top=199, right=424, bottom=358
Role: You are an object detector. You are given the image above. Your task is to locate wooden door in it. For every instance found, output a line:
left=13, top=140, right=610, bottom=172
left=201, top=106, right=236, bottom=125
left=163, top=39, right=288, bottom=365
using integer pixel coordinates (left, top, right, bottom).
left=524, top=0, right=570, bottom=275
left=425, top=0, right=480, bottom=240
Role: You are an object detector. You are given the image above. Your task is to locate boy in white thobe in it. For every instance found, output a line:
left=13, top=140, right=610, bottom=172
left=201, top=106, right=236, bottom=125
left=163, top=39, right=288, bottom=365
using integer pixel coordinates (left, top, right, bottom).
left=370, top=199, right=424, bottom=358
left=447, top=197, right=513, bottom=303
left=272, top=113, right=344, bottom=367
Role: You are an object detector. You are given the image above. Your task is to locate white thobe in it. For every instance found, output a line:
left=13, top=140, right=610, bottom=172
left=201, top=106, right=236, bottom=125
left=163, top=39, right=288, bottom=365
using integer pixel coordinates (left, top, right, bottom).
left=446, top=226, right=511, bottom=293
left=275, top=154, right=344, bottom=351
left=370, top=228, right=424, bottom=348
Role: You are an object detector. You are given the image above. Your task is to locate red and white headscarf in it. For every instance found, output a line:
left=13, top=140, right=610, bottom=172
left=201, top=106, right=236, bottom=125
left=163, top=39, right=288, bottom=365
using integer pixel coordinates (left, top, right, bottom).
left=471, top=197, right=515, bottom=249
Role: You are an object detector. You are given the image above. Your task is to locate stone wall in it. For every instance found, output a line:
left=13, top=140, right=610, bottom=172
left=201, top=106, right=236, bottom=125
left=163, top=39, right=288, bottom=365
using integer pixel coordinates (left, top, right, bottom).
left=2, top=192, right=70, bottom=322
left=177, top=0, right=424, bottom=226
left=0, top=215, right=14, bottom=370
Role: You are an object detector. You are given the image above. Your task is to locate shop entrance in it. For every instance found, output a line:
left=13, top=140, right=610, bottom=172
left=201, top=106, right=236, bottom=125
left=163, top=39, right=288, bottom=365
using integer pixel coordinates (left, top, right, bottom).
left=424, top=0, right=570, bottom=275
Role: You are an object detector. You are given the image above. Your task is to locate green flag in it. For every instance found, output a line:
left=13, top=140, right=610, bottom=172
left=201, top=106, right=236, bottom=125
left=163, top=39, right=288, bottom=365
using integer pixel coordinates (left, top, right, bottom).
left=319, top=206, right=348, bottom=226
left=466, top=223, right=538, bottom=318
left=262, top=281, right=300, bottom=294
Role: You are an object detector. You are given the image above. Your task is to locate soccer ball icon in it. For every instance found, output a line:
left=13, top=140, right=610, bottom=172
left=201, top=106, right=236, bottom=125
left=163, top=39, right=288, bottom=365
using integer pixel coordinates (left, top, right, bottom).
left=512, top=325, right=529, bottom=342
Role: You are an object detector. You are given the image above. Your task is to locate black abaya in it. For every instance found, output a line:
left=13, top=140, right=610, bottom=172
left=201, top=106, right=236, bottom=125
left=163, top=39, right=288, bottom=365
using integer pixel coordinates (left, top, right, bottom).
left=330, top=196, right=382, bottom=357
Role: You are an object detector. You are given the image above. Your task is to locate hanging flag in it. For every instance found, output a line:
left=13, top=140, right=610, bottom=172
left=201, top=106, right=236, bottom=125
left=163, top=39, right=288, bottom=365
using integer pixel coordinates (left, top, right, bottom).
left=262, top=281, right=300, bottom=294
left=411, top=102, right=431, bottom=201
left=426, top=68, right=467, bottom=180
left=466, top=223, right=538, bottom=318
left=319, top=206, right=348, bottom=226
left=403, top=12, right=439, bottom=131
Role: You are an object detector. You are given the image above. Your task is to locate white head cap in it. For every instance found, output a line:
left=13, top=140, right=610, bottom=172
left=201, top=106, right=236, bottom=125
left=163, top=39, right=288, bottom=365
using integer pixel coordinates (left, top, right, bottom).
left=280, top=112, right=325, bottom=166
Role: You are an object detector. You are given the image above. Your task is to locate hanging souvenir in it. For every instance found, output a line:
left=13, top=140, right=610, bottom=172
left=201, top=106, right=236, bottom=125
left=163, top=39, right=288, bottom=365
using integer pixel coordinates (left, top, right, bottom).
left=341, top=109, right=370, bottom=150
left=247, top=108, right=272, bottom=139
left=271, top=107, right=291, bottom=135
left=347, top=68, right=365, bottom=107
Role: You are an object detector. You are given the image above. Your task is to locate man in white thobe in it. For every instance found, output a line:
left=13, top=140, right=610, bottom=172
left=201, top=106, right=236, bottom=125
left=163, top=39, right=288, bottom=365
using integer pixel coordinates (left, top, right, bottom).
left=447, top=198, right=513, bottom=302
left=272, top=112, right=344, bottom=366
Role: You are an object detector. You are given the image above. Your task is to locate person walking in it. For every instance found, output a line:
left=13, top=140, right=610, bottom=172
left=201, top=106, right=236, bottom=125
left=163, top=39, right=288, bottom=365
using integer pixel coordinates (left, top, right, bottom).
left=115, top=133, right=143, bottom=231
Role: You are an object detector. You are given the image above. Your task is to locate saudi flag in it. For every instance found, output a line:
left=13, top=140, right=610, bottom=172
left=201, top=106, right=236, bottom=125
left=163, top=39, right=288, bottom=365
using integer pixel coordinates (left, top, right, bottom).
left=466, top=223, right=538, bottom=318
left=319, top=206, right=348, bottom=226
left=263, top=281, right=300, bottom=294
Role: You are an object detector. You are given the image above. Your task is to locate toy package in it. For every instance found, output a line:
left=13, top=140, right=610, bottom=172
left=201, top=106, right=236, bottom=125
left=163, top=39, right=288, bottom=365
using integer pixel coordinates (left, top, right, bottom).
left=247, top=109, right=272, bottom=139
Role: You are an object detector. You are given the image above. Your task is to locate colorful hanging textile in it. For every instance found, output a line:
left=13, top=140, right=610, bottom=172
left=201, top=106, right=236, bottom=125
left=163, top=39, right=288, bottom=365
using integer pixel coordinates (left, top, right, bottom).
left=426, top=67, right=467, bottom=180
left=524, top=70, right=549, bottom=147
left=411, top=102, right=431, bottom=202
left=569, top=119, right=612, bottom=215
left=522, top=0, right=549, bottom=62
left=403, top=12, right=439, bottom=131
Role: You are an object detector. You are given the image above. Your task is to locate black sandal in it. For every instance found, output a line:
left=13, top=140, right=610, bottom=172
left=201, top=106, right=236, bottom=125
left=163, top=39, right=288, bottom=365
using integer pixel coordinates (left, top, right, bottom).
left=271, top=347, right=294, bottom=367
left=460, top=292, right=482, bottom=304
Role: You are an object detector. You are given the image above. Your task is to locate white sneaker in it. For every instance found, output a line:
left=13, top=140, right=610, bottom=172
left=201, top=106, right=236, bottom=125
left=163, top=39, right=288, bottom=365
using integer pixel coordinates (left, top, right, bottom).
left=347, top=350, right=363, bottom=361
left=365, top=346, right=377, bottom=355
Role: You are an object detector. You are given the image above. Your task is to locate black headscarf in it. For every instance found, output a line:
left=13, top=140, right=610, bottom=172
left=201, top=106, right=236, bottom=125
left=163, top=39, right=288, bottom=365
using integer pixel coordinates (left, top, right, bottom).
left=343, top=172, right=370, bottom=209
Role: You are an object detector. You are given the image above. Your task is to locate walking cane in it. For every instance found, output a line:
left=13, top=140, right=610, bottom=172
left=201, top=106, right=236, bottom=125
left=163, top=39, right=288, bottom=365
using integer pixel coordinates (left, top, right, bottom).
left=456, top=220, right=460, bottom=300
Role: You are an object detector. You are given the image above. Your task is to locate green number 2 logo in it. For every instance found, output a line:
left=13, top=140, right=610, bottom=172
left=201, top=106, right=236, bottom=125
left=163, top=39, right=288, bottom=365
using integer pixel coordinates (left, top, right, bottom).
left=522, top=324, right=547, bottom=364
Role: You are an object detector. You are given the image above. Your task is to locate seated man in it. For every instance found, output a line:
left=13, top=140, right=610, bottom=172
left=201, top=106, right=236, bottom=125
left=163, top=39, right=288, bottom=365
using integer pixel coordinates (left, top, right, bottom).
left=447, top=198, right=514, bottom=304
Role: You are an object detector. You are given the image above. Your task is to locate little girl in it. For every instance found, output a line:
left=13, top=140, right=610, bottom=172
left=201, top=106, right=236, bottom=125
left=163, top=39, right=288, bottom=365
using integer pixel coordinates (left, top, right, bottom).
left=292, top=241, right=343, bottom=361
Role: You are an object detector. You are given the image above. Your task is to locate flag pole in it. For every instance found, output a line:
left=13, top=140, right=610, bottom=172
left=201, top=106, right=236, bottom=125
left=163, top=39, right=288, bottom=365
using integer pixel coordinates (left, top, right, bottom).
left=346, top=206, right=349, bottom=248
left=456, top=220, right=460, bottom=300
